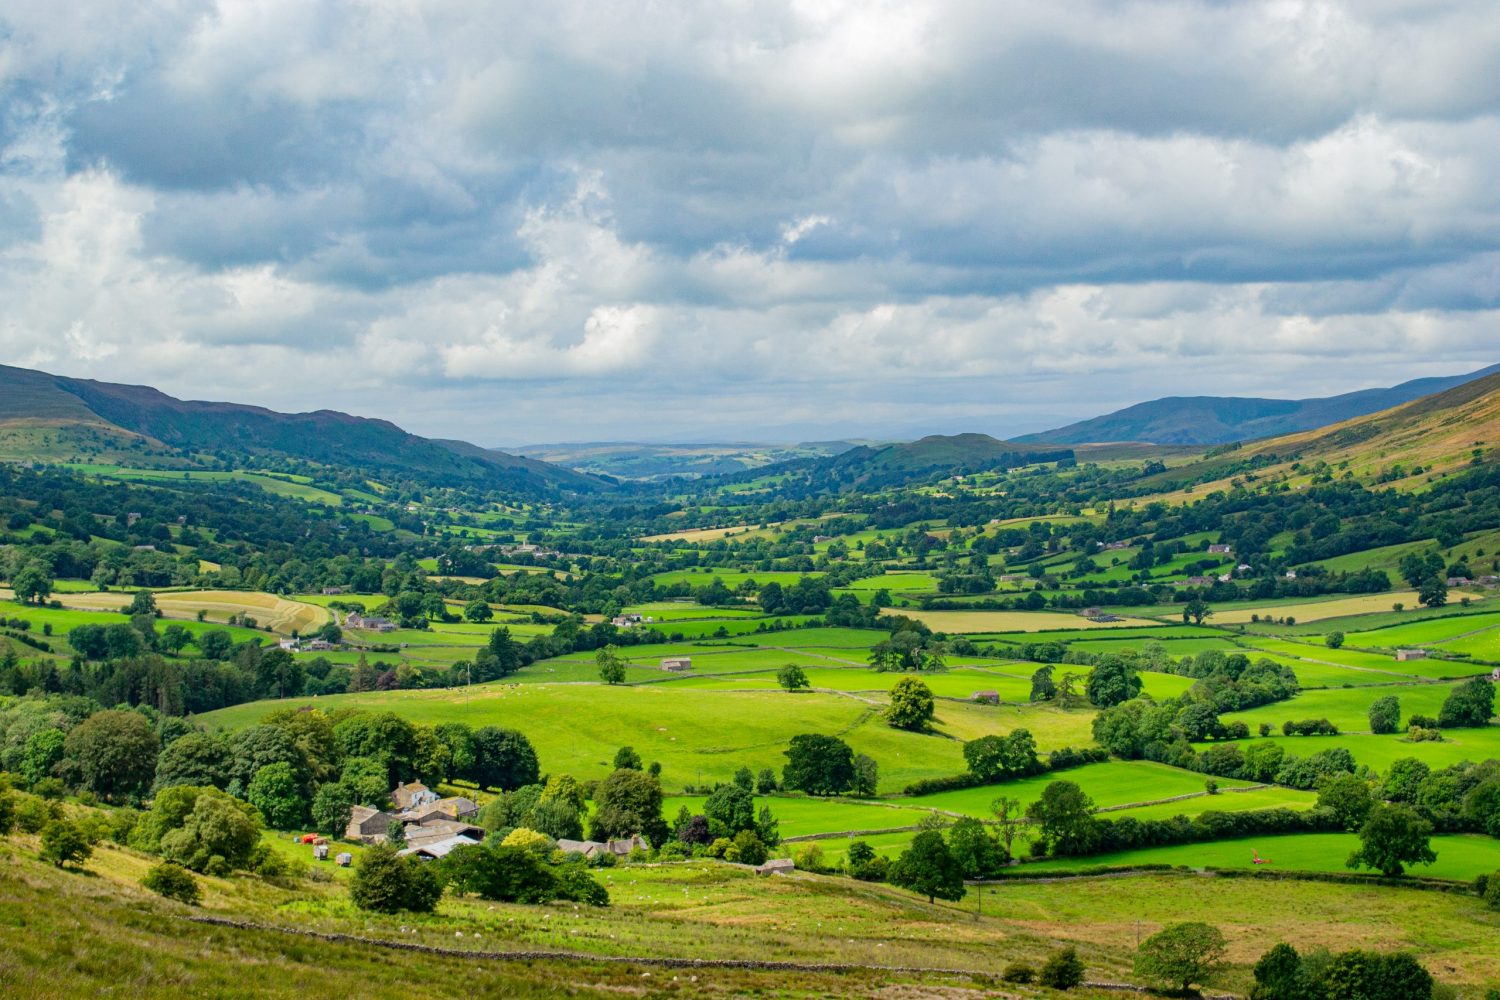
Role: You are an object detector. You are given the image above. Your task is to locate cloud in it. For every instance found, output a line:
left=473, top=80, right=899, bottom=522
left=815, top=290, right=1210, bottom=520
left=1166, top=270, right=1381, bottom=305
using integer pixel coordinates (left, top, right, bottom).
left=1, top=0, right=1499, bottom=442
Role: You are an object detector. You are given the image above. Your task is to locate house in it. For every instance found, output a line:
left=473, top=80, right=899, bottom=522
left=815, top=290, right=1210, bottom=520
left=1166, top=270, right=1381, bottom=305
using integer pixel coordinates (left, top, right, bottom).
left=1491, top=667, right=1500, bottom=682
left=1218, top=573, right=1233, bottom=583
left=1284, top=570, right=1297, bottom=580
left=1208, top=543, right=1233, bottom=554
left=1079, top=607, right=1103, bottom=618
left=755, top=858, right=796, bottom=876
left=344, top=612, right=397, bottom=633
left=392, top=781, right=438, bottom=811
left=404, top=796, right=480, bottom=823
left=402, top=819, right=484, bottom=851
left=277, top=637, right=301, bottom=652
left=611, top=614, right=644, bottom=628
left=345, top=805, right=400, bottom=843
left=400, top=835, right=481, bottom=861
left=305, top=638, right=335, bottom=651
left=812, top=535, right=833, bottom=544
left=322, top=586, right=346, bottom=595
left=971, top=690, right=999, bottom=705
left=1447, top=577, right=1473, bottom=588
left=1185, top=576, right=1215, bottom=587
left=1102, top=541, right=1131, bottom=551
left=1479, top=576, right=1500, bottom=587
left=556, top=835, right=650, bottom=859
left=1396, top=649, right=1428, bottom=662
left=660, top=657, right=693, bottom=672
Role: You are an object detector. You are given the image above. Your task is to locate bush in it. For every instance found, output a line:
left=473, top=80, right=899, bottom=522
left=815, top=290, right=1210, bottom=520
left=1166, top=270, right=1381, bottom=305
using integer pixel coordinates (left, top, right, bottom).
left=39, top=820, right=92, bottom=868
left=142, top=862, right=201, bottom=905
left=1000, top=960, right=1035, bottom=983
left=1134, top=921, right=1227, bottom=994
left=350, top=844, right=442, bottom=913
left=1038, top=946, right=1085, bottom=990
left=1484, top=870, right=1500, bottom=911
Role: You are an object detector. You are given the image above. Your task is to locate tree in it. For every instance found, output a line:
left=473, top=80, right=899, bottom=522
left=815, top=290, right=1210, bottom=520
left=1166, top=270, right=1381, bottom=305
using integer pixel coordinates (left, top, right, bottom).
left=851, top=754, right=879, bottom=797
left=947, top=816, right=1007, bottom=877
left=782, top=734, right=856, bottom=796
left=196, top=629, right=234, bottom=660
left=19, top=728, right=65, bottom=789
left=127, top=590, right=159, bottom=617
left=142, top=862, right=201, bottom=905
left=246, top=762, right=308, bottom=830
left=1367, top=695, right=1401, bottom=735
left=755, top=768, right=778, bottom=794
left=964, top=730, right=1042, bottom=781
left=40, top=819, right=91, bottom=868
left=1417, top=577, right=1448, bottom=609
left=468, top=727, right=539, bottom=791
left=1346, top=803, right=1436, bottom=876
left=1318, top=774, right=1373, bottom=831
left=589, top=768, right=668, bottom=846
left=1038, top=946, right=1085, bottom=990
left=703, top=784, right=755, bottom=835
left=1322, top=950, right=1433, bottom=1000
left=1029, top=665, right=1057, bottom=702
left=463, top=599, right=493, bottom=623
left=890, top=830, right=964, bottom=903
left=886, top=676, right=935, bottom=731
left=1438, top=678, right=1495, bottom=729
left=1250, top=943, right=1318, bottom=1000
left=1134, top=921, right=1227, bottom=994
left=1027, top=780, right=1097, bottom=856
left=1325, top=631, right=1345, bottom=649
left=11, top=559, right=54, bottom=605
left=1086, top=655, right=1142, bottom=708
left=777, top=663, right=810, bottom=691
left=350, top=844, right=442, bottom=913
left=1182, top=599, right=1213, bottom=625
left=160, top=623, right=191, bottom=655
left=596, top=645, right=627, bottom=684
left=63, top=709, right=160, bottom=802
left=311, top=781, right=357, bottom=837
left=612, top=746, right=642, bottom=770
left=990, top=796, right=1028, bottom=856
left=728, top=828, right=768, bottom=865
left=159, top=789, right=262, bottom=873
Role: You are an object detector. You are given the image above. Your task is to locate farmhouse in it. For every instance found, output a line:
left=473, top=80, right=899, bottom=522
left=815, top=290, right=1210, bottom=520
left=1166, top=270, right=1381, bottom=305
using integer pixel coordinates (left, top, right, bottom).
left=1208, top=543, right=1233, bottom=554
left=611, top=614, right=646, bottom=628
left=1185, top=575, right=1215, bottom=587
left=812, top=534, right=833, bottom=544
left=1101, top=540, right=1131, bottom=551
left=1447, top=576, right=1473, bottom=587
left=971, top=690, right=999, bottom=705
left=556, top=835, right=651, bottom=860
left=345, top=805, right=399, bottom=843
left=392, top=781, right=439, bottom=811
left=660, top=656, right=693, bottom=672
left=404, top=796, right=481, bottom=823
left=400, top=835, right=479, bottom=860
left=344, top=612, right=397, bottom=632
left=277, top=637, right=300, bottom=652
left=321, top=586, right=346, bottom=595
left=1396, top=649, right=1428, bottom=662
left=1285, top=570, right=1297, bottom=579
left=403, top=818, right=485, bottom=853
left=305, top=638, right=335, bottom=651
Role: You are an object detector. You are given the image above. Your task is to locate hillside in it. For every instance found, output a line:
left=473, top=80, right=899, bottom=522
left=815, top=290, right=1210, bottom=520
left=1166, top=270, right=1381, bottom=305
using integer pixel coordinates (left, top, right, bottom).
left=509, top=440, right=870, bottom=480
left=0, top=364, right=603, bottom=494
left=1018, top=363, right=1500, bottom=445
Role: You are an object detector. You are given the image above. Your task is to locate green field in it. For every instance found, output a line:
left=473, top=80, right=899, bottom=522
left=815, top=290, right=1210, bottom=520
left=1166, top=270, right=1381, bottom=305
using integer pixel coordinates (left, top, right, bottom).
left=1023, top=832, right=1500, bottom=881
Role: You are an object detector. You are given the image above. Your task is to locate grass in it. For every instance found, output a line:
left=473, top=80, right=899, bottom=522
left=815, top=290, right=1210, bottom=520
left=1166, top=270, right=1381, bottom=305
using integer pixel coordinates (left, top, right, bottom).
left=62, top=590, right=329, bottom=635
left=899, top=760, right=1261, bottom=816
left=1221, top=683, right=1460, bottom=734
left=908, top=610, right=1162, bottom=633
left=1023, top=831, right=1500, bottom=881
left=1212, top=591, right=1490, bottom=624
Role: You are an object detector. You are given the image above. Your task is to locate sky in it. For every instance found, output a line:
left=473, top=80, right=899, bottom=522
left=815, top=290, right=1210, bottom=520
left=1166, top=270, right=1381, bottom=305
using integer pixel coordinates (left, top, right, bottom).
left=1, top=1, right=1499, bottom=446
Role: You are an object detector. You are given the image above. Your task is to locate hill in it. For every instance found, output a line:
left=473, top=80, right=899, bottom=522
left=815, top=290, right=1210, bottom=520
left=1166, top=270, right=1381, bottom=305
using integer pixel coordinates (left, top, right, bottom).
left=1018, top=363, right=1500, bottom=445
left=508, top=440, right=870, bottom=480
left=0, top=364, right=603, bottom=495
left=723, top=433, right=1074, bottom=494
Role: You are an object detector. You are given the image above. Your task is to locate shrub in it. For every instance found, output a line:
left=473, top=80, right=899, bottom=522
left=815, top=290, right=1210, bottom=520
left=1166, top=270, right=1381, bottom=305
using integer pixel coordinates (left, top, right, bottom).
left=350, top=844, right=442, bottom=913
left=1038, top=946, right=1086, bottom=990
left=142, top=862, right=201, bottom=905
left=1484, top=870, right=1500, bottom=911
left=39, top=820, right=92, bottom=868
left=1000, top=960, right=1035, bottom=983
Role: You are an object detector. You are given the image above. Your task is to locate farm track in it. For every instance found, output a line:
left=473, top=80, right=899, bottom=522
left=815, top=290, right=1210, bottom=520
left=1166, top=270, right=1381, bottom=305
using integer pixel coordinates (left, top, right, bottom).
left=177, top=913, right=1237, bottom=998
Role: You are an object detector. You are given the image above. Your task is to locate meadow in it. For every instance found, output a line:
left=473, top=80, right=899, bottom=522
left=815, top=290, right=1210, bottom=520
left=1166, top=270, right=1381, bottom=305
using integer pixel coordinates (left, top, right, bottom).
left=63, top=589, right=329, bottom=634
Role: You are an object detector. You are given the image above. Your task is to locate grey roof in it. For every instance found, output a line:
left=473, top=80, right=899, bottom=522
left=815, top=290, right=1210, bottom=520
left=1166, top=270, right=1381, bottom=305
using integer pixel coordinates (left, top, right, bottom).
left=398, top=835, right=479, bottom=860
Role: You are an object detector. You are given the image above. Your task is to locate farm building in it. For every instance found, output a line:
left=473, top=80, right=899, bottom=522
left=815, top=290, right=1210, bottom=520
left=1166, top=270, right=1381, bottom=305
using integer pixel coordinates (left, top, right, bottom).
left=971, top=690, right=999, bottom=705
left=755, top=858, right=796, bottom=876
left=305, top=638, right=335, bottom=651
left=277, top=637, right=300, bottom=652
left=403, top=819, right=484, bottom=851
left=343, top=612, right=397, bottom=632
left=812, top=534, right=833, bottom=543
left=345, top=805, right=400, bottom=843
left=321, top=586, right=346, bottom=595
left=611, top=614, right=646, bottom=628
left=403, top=796, right=481, bottom=823
left=660, top=657, right=693, bottom=672
left=1447, top=576, right=1473, bottom=587
left=1396, top=649, right=1428, bottom=661
left=1185, top=576, right=1215, bottom=587
left=1491, top=667, right=1500, bottom=681
left=1079, top=607, right=1103, bottom=617
left=556, top=835, right=651, bottom=860
left=400, top=835, right=479, bottom=861
left=1208, top=543, right=1233, bottom=554
left=392, top=781, right=438, bottom=811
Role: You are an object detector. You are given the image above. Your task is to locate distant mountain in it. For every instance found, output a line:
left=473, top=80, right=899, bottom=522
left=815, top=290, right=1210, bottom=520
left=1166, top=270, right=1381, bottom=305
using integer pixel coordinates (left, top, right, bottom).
left=727, top=433, right=1073, bottom=494
left=1016, top=364, right=1500, bottom=445
left=0, top=364, right=604, bottom=494
left=508, top=440, right=873, bottom=480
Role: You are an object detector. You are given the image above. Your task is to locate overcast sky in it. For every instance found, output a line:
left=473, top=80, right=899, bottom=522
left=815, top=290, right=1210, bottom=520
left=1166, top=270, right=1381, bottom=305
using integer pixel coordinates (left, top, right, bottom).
left=2, top=1, right=1499, bottom=445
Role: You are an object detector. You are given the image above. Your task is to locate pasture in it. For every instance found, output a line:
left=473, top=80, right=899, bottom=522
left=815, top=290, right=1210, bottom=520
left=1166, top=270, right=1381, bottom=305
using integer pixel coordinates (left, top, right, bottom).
left=1211, top=591, right=1488, bottom=624
left=908, top=610, right=1162, bottom=633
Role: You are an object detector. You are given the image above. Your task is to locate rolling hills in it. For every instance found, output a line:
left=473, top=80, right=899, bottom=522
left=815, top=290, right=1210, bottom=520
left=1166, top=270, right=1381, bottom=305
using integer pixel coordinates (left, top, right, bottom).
left=1018, top=363, right=1500, bottom=445
left=0, top=364, right=604, bottom=495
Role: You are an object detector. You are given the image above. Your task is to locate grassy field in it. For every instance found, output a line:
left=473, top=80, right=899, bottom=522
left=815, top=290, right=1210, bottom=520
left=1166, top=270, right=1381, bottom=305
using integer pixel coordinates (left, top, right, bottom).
left=908, top=610, right=1162, bottom=633
left=1022, top=831, right=1500, bottom=881
left=1212, top=591, right=1489, bottom=624
left=1222, top=682, right=1460, bottom=734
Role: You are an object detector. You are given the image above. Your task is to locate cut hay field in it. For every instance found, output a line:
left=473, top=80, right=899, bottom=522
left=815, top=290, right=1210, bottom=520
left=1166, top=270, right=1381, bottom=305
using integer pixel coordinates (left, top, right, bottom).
left=1022, top=832, right=1500, bottom=882
left=64, top=589, right=329, bottom=634
left=908, top=610, right=1162, bottom=633
left=1211, top=591, right=1488, bottom=624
